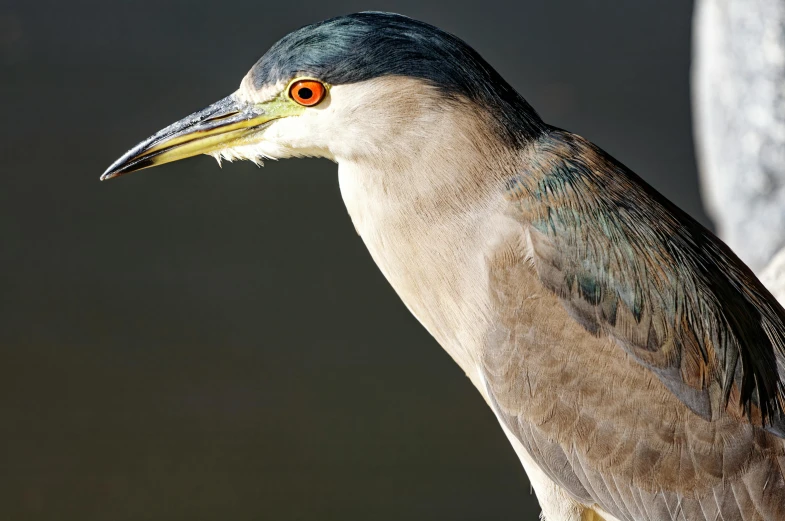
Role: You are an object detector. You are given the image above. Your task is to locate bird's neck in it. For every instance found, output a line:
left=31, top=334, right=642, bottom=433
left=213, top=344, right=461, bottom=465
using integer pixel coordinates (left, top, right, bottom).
left=337, top=122, right=529, bottom=374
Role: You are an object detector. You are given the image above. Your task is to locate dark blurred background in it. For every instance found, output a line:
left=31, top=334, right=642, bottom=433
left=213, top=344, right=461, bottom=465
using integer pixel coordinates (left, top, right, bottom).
left=0, top=1, right=702, bottom=520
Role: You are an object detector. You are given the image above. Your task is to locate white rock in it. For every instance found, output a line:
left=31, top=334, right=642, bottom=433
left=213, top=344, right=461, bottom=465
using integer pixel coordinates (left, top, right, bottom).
left=693, top=0, right=785, bottom=272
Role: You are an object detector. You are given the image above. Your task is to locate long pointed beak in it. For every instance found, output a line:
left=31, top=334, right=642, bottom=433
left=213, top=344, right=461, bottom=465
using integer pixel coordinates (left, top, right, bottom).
left=101, top=95, right=288, bottom=180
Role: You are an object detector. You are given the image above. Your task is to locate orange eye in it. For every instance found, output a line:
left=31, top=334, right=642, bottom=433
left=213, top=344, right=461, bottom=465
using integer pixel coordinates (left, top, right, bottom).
left=289, top=79, right=326, bottom=106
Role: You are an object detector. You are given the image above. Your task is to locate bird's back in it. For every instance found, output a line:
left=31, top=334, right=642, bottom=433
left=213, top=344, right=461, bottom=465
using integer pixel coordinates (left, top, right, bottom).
left=482, top=129, right=785, bottom=521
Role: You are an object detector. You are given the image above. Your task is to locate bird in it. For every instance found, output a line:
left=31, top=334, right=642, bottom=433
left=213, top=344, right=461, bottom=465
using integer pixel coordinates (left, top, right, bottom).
left=102, top=12, right=785, bottom=521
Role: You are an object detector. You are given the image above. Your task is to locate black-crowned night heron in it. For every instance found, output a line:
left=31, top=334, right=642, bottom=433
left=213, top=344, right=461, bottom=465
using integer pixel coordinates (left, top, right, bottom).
left=103, top=12, right=785, bottom=521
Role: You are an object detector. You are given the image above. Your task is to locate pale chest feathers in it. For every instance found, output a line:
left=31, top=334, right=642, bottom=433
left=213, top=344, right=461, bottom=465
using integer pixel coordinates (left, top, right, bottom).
left=337, top=161, right=534, bottom=374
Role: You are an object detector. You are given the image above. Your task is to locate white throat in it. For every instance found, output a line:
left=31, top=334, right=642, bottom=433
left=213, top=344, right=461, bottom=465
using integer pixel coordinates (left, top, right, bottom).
left=332, top=86, right=524, bottom=374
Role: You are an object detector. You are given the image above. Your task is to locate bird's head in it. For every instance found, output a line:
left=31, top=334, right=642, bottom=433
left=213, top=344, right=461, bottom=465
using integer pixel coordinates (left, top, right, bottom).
left=102, top=12, right=544, bottom=180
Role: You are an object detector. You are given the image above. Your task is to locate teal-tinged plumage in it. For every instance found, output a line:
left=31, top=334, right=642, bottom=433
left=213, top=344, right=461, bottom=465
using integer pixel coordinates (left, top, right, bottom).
left=483, top=130, right=785, bottom=520
left=505, top=129, right=785, bottom=435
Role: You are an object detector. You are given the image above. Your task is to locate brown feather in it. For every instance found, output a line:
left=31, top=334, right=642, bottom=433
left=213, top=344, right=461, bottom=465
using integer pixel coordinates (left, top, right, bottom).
left=502, top=130, right=785, bottom=435
left=481, top=129, right=785, bottom=520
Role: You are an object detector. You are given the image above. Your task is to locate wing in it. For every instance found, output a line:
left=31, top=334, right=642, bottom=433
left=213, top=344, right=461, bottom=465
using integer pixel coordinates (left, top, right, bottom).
left=505, top=129, right=785, bottom=436
left=481, top=130, right=785, bottom=520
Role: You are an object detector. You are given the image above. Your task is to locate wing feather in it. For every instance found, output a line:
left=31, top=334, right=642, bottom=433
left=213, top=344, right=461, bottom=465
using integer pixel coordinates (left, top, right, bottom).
left=505, top=130, right=785, bottom=436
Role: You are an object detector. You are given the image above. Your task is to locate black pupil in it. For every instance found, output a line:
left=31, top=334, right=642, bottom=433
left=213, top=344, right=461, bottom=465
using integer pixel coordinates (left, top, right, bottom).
left=298, top=87, right=313, bottom=100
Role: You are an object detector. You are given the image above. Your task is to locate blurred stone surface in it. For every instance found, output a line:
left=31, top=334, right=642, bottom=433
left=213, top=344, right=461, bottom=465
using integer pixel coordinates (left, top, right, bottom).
left=761, top=247, right=785, bottom=304
left=693, top=0, right=785, bottom=273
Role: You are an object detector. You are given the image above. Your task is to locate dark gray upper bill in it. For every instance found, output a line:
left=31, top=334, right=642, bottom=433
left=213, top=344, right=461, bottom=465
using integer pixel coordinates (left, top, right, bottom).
left=101, top=95, right=265, bottom=180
